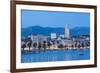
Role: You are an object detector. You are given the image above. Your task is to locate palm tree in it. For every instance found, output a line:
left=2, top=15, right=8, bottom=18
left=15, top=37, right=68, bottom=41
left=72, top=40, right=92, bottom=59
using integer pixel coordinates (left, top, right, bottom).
left=21, top=43, right=26, bottom=51
left=75, top=42, right=77, bottom=48
left=81, top=42, right=84, bottom=48
left=87, top=41, right=90, bottom=48
left=38, top=42, right=42, bottom=51
left=43, top=41, right=47, bottom=51
left=33, top=42, right=37, bottom=50
left=47, top=42, right=51, bottom=49
left=27, top=40, right=32, bottom=51
left=78, top=44, right=81, bottom=49
left=71, top=44, right=74, bottom=48
left=86, top=41, right=90, bottom=48
left=58, top=44, right=63, bottom=49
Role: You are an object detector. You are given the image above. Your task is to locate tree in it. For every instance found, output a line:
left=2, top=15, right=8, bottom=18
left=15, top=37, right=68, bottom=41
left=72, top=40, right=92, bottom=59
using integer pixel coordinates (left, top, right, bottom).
left=71, top=44, right=74, bottom=48
left=87, top=41, right=90, bottom=47
left=27, top=40, right=32, bottom=51
left=58, top=44, right=63, bottom=49
left=43, top=41, right=47, bottom=51
left=81, top=42, right=84, bottom=48
left=78, top=44, right=81, bottom=49
left=21, top=43, right=26, bottom=51
left=75, top=42, right=77, bottom=48
left=33, top=42, right=37, bottom=50
left=38, top=42, right=42, bottom=51
left=47, top=42, right=51, bottom=49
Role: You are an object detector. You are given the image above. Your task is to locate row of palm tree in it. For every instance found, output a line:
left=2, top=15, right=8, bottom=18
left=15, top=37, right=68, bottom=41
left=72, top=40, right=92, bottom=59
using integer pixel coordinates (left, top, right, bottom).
left=21, top=40, right=49, bottom=51
left=57, top=42, right=90, bottom=49
left=21, top=39, right=90, bottom=51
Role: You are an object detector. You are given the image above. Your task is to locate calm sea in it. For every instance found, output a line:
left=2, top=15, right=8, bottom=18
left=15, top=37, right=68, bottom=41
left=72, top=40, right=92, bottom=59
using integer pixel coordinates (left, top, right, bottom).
left=21, top=48, right=90, bottom=63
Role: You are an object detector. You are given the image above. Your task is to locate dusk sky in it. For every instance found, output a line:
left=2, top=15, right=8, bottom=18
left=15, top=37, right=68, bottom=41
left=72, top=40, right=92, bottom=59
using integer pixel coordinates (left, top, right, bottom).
left=21, top=10, right=90, bottom=28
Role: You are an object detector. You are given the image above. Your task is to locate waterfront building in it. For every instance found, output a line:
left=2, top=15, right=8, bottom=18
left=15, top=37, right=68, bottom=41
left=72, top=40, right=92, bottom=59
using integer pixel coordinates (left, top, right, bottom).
left=51, top=33, right=57, bottom=39
left=21, top=24, right=90, bottom=51
left=60, top=39, right=73, bottom=47
left=30, top=34, right=48, bottom=43
left=59, top=34, right=64, bottom=38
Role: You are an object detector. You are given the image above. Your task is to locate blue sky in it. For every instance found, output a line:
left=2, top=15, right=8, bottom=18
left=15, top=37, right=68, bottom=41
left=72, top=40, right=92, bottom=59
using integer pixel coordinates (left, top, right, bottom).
left=21, top=10, right=90, bottom=28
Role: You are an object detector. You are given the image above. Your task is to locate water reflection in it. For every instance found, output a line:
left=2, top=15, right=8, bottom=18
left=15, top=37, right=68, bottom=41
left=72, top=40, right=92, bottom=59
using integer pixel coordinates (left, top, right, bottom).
left=21, top=48, right=90, bottom=63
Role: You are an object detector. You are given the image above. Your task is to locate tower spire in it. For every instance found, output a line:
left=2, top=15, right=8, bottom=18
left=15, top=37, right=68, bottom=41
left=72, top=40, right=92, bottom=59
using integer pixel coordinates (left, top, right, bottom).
left=64, top=24, right=70, bottom=39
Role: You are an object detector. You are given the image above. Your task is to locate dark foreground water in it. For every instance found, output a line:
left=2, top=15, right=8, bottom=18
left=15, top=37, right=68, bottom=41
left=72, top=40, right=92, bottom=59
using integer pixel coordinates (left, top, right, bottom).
left=21, top=48, right=90, bottom=63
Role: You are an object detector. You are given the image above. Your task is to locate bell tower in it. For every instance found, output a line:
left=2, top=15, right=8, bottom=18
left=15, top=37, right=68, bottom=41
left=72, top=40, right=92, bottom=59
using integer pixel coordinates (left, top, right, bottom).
left=64, top=24, right=70, bottom=39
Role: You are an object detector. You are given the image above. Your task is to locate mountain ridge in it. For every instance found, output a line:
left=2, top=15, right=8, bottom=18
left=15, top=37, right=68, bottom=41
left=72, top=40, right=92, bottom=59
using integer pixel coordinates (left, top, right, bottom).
left=21, top=26, right=90, bottom=37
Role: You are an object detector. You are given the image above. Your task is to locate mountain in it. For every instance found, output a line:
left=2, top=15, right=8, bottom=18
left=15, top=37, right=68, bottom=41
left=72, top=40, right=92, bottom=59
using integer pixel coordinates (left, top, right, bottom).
left=71, top=27, right=90, bottom=37
left=21, top=26, right=90, bottom=37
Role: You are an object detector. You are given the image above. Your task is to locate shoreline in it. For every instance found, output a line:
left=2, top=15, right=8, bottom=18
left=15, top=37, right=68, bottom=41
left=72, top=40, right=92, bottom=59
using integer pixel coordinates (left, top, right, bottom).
left=21, top=48, right=90, bottom=54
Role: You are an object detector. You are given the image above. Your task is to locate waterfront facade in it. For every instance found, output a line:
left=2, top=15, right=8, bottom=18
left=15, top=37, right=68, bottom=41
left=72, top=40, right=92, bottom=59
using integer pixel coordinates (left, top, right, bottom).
left=21, top=25, right=90, bottom=51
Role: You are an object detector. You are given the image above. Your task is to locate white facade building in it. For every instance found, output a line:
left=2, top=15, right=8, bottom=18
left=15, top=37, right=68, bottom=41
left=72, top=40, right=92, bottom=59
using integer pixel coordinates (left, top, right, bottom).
left=51, top=33, right=57, bottom=39
left=30, top=34, right=47, bottom=43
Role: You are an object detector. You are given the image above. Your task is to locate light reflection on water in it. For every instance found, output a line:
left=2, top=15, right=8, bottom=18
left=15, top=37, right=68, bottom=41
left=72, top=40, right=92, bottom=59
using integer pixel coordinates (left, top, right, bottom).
left=21, top=48, right=90, bottom=63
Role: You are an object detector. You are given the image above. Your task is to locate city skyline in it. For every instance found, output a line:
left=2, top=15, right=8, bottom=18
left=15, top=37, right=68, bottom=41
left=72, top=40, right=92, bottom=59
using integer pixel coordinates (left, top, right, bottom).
left=21, top=10, right=90, bottom=28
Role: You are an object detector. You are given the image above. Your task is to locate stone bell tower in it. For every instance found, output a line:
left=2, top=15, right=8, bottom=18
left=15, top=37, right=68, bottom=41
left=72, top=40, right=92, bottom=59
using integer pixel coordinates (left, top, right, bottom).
left=64, top=24, right=70, bottom=39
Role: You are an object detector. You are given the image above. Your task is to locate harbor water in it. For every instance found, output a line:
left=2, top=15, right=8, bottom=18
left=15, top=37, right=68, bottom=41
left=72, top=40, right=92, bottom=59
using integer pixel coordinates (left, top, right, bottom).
left=21, top=48, right=90, bottom=63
